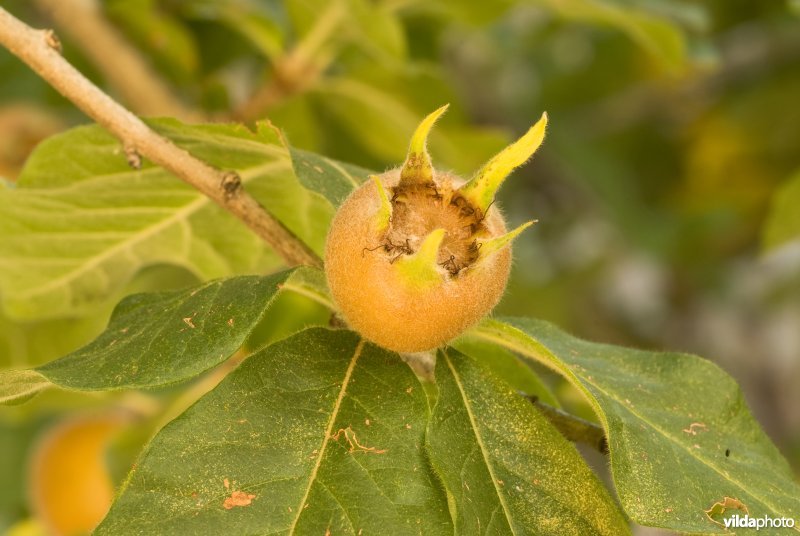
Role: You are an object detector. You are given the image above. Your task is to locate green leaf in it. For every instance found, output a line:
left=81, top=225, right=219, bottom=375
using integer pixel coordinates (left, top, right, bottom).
left=452, top=337, right=560, bottom=408
left=0, top=264, right=205, bottom=370
left=105, top=0, right=200, bottom=82
left=179, top=0, right=286, bottom=60
left=313, top=78, right=417, bottom=164
left=471, top=317, right=800, bottom=533
left=151, top=120, right=335, bottom=254
left=763, top=169, right=800, bottom=250
left=535, top=0, right=688, bottom=70
left=346, top=0, right=407, bottom=62
left=290, top=147, right=371, bottom=207
left=0, top=271, right=291, bottom=404
left=427, top=348, right=630, bottom=535
left=281, top=265, right=335, bottom=310
left=220, top=8, right=284, bottom=60
left=0, top=415, right=46, bottom=531
left=97, top=328, right=452, bottom=535
left=0, top=369, right=49, bottom=405
left=310, top=76, right=510, bottom=178
left=420, top=0, right=688, bottom=69
left=423, top=1, right=515, bottom=26
left=0, top=119, right=333, bottom=320
left=243, top=267, right=334, bottom=351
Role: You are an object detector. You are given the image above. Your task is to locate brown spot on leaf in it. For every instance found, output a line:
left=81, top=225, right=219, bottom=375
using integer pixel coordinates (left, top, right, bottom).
left=223, top=478, right=230, bottom=490
left=705, top=496, right=749, bottom=527
left=223, top=490, right=255, bottom=510
left=332, top=426, right=387, bottom=454
left=683, top=422, right=707, bottom=435
left=227, top=318, right=234, bottom=327
left=183, top=317, right=195, bottom=328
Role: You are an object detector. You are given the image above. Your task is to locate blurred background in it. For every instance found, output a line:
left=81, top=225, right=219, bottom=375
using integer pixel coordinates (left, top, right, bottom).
left=1, top=0, right=799, bottom=534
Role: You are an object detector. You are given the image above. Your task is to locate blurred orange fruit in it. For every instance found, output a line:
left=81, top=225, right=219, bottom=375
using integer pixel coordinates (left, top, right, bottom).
left=28, top=413, right=129, bottom=536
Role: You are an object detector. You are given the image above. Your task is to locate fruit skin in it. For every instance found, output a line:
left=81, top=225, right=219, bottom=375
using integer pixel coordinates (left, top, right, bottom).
left=28, top=413, right=130, bottom=536
left=325, top=106, right=546, bottom=353
left=325, top=169, right=511, bottom=353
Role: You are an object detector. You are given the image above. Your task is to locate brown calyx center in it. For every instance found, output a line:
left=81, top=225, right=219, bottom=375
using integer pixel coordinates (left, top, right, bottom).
left=378, top=179, right=488, bottom=276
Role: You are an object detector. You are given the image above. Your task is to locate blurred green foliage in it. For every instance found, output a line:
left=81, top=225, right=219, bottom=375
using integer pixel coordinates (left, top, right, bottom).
left=1, top=0, right=799, bottom=533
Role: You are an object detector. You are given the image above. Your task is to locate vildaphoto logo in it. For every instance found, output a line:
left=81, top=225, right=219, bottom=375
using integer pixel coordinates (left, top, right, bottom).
left=723, top=514, right=796, bottom=530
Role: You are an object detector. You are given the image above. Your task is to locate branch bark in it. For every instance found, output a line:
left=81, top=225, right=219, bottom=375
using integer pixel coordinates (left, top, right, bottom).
left=32, top=0, right=203, bottom=122
left=0, top=7, right=322, bottom=268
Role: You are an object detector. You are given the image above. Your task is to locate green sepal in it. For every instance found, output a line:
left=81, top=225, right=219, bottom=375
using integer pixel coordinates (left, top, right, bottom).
left=459, top=112, right=548, bottom=213
left=396, top=229, right=446, bottom=288
left=370, top=175, right=392, bottom=233
left=399, top=104, right=449, bottom=186
left=476, top=221, right=535, bottom=264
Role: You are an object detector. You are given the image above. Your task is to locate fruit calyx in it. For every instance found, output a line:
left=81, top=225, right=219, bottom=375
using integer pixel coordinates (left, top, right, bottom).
left=365, top=106, right=547, bottom=281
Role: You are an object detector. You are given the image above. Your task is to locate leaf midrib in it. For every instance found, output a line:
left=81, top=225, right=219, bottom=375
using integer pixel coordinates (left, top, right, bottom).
left=321, top=156, right=360, bottom=188
left=474, top=323, right=800, bottom=530
left=14, top=160, right=288, bottom=301
left=287, top=339, right=364, bottom=534
left=581, top=374, right=800, bottom=527
left=443, top=349, right=517, bottom=536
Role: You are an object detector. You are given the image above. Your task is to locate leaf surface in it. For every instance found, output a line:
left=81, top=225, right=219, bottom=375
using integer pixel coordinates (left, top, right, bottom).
left=290, top=147, right=371, bottom=207
left=0, top=369, right=49, bottom=405
left=97, top=328, right=452, bottom=535
left=763, top=168, right=800, bottom=250
left=536, top=0, right=687, bottom=70
left=426, top=347, right=630, bottom=535
left=453, top=337, right=560, bottom=408
left=469, top=317, right=800, bottom=533
left=0, top=271, right=291, bottom=404
left=0, top=119, right=331, bottom=319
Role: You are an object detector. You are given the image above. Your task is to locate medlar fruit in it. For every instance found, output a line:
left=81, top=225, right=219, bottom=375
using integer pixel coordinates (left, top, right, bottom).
left=325, top=105, right=547, bottom=352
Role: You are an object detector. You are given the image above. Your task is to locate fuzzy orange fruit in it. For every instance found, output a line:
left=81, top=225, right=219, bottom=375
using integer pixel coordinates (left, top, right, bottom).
left=325, top=105, right=547, bottom=352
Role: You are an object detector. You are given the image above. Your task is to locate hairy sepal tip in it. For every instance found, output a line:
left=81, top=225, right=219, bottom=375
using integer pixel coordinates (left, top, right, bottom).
left=459, top=112, right=548, bottom=212
left=476, top=220, right=535, bottom=264
left=400, top=104, right=450, bottom=186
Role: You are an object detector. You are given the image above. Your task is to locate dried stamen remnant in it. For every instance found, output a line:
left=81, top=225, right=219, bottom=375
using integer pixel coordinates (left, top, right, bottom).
left=369, top=180, right=487, bottom=277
